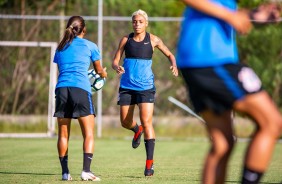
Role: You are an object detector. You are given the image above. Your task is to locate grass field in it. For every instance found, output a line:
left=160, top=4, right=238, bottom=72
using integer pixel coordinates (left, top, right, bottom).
left=0, top=138, right=281, bottom=184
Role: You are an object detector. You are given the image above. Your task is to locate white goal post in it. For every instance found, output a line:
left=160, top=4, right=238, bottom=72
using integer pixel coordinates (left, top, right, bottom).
left=0, top=41, right=57, bottom=137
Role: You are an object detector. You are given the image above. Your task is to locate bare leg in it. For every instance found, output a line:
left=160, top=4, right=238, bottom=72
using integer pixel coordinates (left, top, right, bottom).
left=234, top=91, right=282, bottom=171
left=120, top=105, right=137, bottom=129
left=78, top=115, right=100, bottom=181
left=78, top=115, right=95, bottom=153
left=201, top=110, right=235, bottom=184
left=78, top=115, right=95, bottom=175
left=138, top=103, right=155, bottom=139
left=57, top=118, right=71, bottom=156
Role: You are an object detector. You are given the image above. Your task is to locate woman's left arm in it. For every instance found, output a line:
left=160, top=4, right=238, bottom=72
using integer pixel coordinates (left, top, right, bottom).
left=151, top=34, right=178, bottom=77
left=93, top=60, right=107, bottom=78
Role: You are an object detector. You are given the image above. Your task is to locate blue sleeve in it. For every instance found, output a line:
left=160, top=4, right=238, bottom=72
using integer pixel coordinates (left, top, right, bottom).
left=53, top=51, right=59, bottom=63
left=87, top=41, right=101, bottom=62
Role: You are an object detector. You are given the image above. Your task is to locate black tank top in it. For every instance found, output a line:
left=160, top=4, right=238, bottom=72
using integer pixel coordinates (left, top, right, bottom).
left=124, top=32, right=153, bottom=59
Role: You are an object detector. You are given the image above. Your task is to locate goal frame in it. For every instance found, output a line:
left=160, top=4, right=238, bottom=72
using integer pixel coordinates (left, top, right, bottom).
left=0, top=41, right=57, bottom=137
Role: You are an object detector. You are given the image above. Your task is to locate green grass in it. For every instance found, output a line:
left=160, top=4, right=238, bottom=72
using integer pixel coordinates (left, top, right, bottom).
left=0, top=138, right=281, bottom=184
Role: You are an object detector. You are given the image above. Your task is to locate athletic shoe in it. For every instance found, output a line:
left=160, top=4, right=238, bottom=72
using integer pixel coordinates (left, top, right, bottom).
left=62, top=173, right=72, bottom=181
left=144, top=163, right=154, bottom=177
left=132, top=125, right=143, bottom=149
left=81, top=171, right=101, bottom=181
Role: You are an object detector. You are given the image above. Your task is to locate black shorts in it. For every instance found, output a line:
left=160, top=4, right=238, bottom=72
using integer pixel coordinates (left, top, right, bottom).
left=180, top=63, right=263, bottom=114
left=54, top=87, right=95, bottom=118
left=117, top=87, right=156, bottom=105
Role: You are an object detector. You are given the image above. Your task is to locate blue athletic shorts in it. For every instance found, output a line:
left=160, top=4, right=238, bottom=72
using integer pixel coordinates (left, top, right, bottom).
left=54, top=87, right=95, bottom=118
left=180, top=63, right=263, bottom=114
left=117, top=87, right=156, bottom=105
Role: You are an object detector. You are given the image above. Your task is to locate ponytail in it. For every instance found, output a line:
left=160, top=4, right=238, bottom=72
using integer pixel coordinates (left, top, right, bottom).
left=57, top=16, right=86, bottom=51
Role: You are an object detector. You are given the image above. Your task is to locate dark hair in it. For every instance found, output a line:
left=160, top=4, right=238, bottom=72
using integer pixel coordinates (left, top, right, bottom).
left=57, top=16, right=86, bottom=51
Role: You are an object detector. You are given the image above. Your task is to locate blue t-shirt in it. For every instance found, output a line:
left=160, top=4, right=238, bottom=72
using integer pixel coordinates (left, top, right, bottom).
left=53, top=37, right=101, bottom=93
left=177, top=0, right=238, bottom=68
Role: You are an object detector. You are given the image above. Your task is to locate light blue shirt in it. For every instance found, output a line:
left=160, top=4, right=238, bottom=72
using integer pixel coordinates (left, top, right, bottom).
left=53, top=37, right=101, bottom=93
left=120, top=58, right=154, bottom=91
left=177, top=0, right=238, bottom=68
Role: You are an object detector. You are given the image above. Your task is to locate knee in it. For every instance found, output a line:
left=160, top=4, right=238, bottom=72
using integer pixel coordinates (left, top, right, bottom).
left=58, top=135, right=68, bottom=143
left=264, top=116, right=282, bottom=139
left=81, top=129, right=94, bottom=141
left=140, top=119, right=152, bottom=129
left=57, top=132, right=69, bottom=146
left=58, top=129, right=69, bottom=140
left=211, top=136, right=235, bottom=159
left=85, top=133, right=94, bottom=140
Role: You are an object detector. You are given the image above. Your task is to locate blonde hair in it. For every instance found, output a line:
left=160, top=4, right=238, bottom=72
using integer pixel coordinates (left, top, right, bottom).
left=131, top=9, right=148, bottom=22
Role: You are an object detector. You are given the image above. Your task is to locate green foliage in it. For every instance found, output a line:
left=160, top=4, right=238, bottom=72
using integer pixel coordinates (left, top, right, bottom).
left=238, top=24, right=282, bottom=107
left=104, top=0, right=184, bottom=17
left=0, top=0, right=7, bottom=6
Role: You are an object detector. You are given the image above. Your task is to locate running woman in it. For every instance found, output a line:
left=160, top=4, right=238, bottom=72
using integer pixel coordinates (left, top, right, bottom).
left=53, top=16, right=107, bottom=181
left=177, top=1, right=282, bottom=184
left=112, top=9, right=178, bottom=177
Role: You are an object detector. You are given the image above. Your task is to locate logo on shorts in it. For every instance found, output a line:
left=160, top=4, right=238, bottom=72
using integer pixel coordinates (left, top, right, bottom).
left=238, top=67, right=261, bottom=92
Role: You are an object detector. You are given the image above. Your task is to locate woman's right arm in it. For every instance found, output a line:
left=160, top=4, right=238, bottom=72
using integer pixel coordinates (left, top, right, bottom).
left=182, top=0, right=252, bottom=34
left=112, top=36, right=128, bottom=74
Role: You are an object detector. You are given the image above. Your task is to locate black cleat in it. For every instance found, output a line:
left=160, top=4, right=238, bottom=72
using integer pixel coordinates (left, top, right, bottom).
left=144, top=164, right=154, bottom=177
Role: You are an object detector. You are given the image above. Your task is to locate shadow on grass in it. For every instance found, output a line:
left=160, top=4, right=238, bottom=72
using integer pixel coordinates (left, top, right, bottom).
left=124, top=175, right=143, bottom=179
left=0, top=171, right=56, bottom=176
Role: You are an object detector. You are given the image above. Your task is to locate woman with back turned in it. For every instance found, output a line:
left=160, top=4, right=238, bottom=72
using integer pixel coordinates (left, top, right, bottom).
left=112, top=9, right=178, bottom=177
left=53, top=15, right=107, bottom=181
